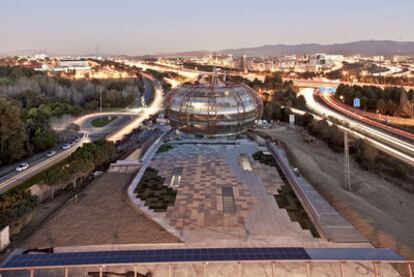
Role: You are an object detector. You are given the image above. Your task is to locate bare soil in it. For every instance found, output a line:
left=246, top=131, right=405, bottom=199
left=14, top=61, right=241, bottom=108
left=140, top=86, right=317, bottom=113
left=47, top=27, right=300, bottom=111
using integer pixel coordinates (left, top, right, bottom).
left=22, top=171, right=180, bottom=248
left=258, top=126, right=414, bottom=260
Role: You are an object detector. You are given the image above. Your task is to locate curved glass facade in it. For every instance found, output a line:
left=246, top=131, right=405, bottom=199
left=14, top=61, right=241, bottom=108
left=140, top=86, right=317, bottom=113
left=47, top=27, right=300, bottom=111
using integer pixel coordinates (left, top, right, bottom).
left=167, top=83, right=263, bottom=136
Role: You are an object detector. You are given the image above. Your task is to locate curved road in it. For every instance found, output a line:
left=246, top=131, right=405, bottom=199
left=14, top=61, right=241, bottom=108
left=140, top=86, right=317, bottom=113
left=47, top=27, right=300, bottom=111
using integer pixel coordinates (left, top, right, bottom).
left=301, top=88, right=414, bottom=166
left=0, top=76, right=165, bottom=194
left=321, top=96, right=414, bottom=126
left=320, top=94, right=414, bottom=141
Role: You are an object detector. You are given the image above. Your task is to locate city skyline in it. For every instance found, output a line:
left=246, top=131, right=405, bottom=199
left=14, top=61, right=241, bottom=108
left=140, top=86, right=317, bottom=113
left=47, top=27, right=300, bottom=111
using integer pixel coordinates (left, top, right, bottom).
left=1, top=0, right=414, bottom=55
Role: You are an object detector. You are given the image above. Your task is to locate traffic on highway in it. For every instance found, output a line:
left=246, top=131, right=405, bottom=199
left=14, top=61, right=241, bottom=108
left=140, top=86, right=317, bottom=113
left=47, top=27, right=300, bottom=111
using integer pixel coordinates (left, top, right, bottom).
left=0, top=133, right=88, bottom=194
left=319, top=93, right=414, bottom=141
left=301, top=88, right=414, bottom=166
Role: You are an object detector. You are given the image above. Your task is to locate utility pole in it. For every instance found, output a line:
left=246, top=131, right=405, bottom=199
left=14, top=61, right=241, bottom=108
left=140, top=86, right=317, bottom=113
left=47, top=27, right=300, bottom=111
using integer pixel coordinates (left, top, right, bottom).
left=99, top=90, right=103, bottom=114
left=344, top=131, right=351, bottom=191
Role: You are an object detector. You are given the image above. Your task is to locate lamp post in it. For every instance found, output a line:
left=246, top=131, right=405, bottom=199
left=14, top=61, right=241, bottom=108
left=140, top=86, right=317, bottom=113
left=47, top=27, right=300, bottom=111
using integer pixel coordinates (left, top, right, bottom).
left=99, top=90, right=102, bottom=114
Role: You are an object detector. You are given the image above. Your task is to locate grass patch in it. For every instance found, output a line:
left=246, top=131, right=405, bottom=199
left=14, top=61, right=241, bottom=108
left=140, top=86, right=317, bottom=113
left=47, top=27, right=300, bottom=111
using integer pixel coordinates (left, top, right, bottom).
left=274, top=185, right=320, bottom=237
left=252, top=151, right=277, bottom=167
left=156, top=144, right=174, bottom=154
left=91, top=116, right=118, bottom=128
left=134, top=167, right=176, bottom=212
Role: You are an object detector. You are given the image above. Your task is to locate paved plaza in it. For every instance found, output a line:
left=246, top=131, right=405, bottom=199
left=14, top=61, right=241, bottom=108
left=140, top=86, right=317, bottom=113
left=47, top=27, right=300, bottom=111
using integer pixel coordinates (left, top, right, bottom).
left=145, top=139, right=342, bottom=247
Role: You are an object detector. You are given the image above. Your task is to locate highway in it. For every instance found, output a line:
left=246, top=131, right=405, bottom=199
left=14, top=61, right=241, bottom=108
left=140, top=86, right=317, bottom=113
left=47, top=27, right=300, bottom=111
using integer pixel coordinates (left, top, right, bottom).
left=0, top=132, right=89, bottom=194
left=320, top=96, right=414, bottom=126
left=300, top=88, right=414, bottom=166
left=102, top=61, right=414, bottom=165
left=319, top=94, right=414, bottom=140
left=107, top=77, right=165, bottom=142
left=290, top=106, right=414, bottom=167
left=288, top=78, right=414, bottom=90
left=0, top=76, right=164, bottom=194
left=122, top=60, right=414, bottom=90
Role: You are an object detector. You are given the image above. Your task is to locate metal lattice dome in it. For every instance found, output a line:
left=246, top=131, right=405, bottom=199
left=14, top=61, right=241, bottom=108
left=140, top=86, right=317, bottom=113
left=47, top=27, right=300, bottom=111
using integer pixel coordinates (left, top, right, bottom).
left=166, top=77, right=263, bottom=136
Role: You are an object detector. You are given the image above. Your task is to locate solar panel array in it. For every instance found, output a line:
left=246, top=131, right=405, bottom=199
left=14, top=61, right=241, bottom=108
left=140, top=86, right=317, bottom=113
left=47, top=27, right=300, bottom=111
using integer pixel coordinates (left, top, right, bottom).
left=1, top=247, right=403, bottom=270
left=3, top=247, right=310, bottom=268
left=305, top=248, right=403, bottom=261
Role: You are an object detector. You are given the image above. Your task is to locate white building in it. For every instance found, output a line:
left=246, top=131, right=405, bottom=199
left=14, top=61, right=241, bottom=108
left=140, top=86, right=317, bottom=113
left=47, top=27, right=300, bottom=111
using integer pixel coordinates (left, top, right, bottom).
left=54, top=59, right=91, bottom=72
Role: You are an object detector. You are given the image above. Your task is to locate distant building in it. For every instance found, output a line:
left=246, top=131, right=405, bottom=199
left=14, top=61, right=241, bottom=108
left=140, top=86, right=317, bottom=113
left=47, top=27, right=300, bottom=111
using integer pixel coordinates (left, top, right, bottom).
left=34, top=54, right=48, bottom=60
left=239, top=55, right=247, bottom=72
left=54, top=59, right=91, bottom=72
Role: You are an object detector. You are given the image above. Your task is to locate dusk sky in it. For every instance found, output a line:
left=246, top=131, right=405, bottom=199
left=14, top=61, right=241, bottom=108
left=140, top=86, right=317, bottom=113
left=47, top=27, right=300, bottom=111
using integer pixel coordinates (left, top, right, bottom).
left=1, top=0, right=413, bottom=55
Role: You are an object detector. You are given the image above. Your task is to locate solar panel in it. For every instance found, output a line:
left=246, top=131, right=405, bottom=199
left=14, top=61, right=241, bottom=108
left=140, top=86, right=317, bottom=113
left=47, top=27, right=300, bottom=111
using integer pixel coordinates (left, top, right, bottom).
left=305, top=248, right=403, bottom=261
left=2, top=247, right=310, bottom=268
left=1, top=247, right=403, bottom=270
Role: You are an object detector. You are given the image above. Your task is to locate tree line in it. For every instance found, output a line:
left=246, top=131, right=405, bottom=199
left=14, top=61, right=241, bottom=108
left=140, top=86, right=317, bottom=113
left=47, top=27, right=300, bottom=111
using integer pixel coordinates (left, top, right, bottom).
left=0, top=65, right=144, bottom=165
left=295, top=113, right=413, bottom=192
left=227, top=74, right=306, bottom=121
left=335, top=84, right=414, bottom=117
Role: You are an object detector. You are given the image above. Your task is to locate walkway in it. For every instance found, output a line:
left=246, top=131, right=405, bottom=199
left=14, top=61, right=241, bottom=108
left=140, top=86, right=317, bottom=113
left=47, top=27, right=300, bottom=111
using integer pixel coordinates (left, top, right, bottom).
left=267, top=142, right=367, bottom=243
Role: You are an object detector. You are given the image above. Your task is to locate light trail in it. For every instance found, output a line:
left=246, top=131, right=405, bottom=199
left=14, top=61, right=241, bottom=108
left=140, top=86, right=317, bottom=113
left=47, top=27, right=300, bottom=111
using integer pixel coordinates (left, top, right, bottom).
left=300, top=88, right=414, bottom=166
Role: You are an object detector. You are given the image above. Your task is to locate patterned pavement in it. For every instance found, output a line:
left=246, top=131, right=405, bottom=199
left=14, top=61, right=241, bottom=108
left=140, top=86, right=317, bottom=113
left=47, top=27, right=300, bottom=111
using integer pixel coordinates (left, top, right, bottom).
left=148, top=139, right=319, bottom=245
left=152, top=143, right=256, bottom=231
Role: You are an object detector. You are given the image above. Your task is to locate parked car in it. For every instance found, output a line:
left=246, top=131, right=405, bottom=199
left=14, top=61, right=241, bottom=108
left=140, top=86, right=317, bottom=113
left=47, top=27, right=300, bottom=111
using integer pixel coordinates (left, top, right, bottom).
left=45, top=151, right=57, bottom=157
left=15, top=163, right=29, bottom=172
left=62, top=143, right=72, bottom=150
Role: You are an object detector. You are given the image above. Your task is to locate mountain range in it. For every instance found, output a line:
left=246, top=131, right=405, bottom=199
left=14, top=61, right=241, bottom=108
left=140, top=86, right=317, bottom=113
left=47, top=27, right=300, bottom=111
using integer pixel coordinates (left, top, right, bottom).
left=3, top=40, right=414, bottom=58
left=171, top=40, right=414, bottom=57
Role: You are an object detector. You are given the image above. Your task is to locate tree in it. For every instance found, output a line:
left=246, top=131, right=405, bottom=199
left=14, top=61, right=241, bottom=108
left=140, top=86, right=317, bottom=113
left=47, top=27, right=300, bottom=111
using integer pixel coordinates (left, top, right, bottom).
left=385, top=99, right=397, bottom=115
left=92, top=140, right=115, bottom=166
left=376, top=99, right=386, bottom=114
left=32, top=127, right=57, bottom=152
left=0, top=191, right=37, bottom=229
left=262, top=92, right=270, bottom=101
left=302, top=113, right=314, bottom=127
left=68, top=159, right=95, bottom=189
left=44, top=167, right=71, bottom=199
left=295, top=95, right=306, bottom=109
left=0, top=97, right=23, bottom=156
left=5, top=128, right=27, bottom=162
left=311, top=119, right=330, bottom=139
left=327, top=125, right=344, bottom=150
left=71, top=143, right=95, bottom=162
left=356, top=140, right=378, bottom=165
left=263, top=101, right=281, bottom=121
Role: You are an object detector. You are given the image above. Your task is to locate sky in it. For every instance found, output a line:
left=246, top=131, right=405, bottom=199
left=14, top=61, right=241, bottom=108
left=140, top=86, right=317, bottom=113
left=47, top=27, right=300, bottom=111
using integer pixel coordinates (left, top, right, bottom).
left=1, top=0, right=414, bottom=55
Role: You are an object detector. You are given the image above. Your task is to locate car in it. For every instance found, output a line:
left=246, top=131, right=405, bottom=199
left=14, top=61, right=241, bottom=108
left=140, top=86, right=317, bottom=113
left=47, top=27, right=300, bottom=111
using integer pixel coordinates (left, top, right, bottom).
left=45, top=151, right=57, bottom=157
left=62, top=143, right=72, bottom=150
left=15, top=163, right=29, bottom=172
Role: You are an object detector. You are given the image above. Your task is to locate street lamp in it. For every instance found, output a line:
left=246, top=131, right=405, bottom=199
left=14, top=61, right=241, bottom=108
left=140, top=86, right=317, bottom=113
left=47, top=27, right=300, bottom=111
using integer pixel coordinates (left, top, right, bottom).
left=99, top=90, right=102, bottom=114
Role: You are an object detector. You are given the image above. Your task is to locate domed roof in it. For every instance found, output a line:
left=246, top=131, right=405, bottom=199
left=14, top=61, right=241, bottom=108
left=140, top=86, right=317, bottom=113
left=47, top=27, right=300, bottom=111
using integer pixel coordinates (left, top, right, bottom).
left=167, top=78, right=263, bottom=136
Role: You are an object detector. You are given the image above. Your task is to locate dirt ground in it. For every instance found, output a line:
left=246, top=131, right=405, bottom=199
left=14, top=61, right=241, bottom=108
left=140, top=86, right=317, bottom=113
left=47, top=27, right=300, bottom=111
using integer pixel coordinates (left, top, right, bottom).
left=257, top=126, right=414, bottom=260
left=22, top=171, right=180, bottom=248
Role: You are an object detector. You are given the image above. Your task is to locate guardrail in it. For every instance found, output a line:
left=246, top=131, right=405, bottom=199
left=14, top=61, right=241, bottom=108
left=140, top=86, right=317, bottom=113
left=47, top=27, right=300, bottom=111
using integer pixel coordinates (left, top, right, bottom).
left=1, top=259, right=412, bottom=277
left=265, top=141, right=328, bottom=241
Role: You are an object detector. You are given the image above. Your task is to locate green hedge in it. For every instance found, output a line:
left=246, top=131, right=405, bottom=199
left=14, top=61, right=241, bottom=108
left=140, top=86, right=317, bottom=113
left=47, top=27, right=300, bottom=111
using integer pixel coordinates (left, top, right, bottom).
left=0, top=191, right=37, bottom=229
left=0, top=139, right=115, bottom=230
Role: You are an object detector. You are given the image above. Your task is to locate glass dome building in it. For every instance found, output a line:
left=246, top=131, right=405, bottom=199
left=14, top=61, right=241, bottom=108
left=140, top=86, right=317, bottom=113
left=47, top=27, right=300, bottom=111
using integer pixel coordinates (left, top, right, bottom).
left=167, top=78, right=263, bottom=136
